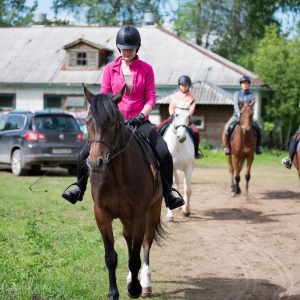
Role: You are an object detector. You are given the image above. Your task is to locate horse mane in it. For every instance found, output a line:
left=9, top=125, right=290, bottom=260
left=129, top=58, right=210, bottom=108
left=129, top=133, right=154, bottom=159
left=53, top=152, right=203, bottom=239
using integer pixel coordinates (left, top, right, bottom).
left=90, top=93, right=118, bottom=127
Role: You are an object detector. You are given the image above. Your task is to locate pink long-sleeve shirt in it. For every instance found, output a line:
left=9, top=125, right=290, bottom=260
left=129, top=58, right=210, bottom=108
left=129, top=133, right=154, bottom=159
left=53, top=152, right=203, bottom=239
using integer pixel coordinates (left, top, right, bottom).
left=100, top=55, right=156, bottom=121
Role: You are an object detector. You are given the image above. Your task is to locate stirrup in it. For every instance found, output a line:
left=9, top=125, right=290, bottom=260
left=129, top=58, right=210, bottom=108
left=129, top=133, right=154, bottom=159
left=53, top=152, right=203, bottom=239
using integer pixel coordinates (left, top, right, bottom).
left=164, top=187, right=185, bottom=210
left=256, top=146, right=263, bottom=155
left=281, top=157, right=292, bottom=169
left=224, top=147, right=231, bottom=155
left=195, top=151, right=204, bottom=159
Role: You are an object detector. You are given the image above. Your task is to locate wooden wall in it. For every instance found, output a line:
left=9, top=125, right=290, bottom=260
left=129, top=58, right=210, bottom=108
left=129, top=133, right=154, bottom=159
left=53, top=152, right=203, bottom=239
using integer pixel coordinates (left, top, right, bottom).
left=160, top=104, right=233, bottom=149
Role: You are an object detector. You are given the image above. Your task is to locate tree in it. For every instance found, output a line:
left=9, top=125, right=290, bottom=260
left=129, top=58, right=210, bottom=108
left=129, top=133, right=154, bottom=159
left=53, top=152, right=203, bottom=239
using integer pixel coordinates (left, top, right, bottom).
left=167, top=0, right=300, bottom=70
left=52, top=0, right=164, bottom=25
left=0, top=0, right=37, bottom=26
left=253, top=25, right=300, bottom=148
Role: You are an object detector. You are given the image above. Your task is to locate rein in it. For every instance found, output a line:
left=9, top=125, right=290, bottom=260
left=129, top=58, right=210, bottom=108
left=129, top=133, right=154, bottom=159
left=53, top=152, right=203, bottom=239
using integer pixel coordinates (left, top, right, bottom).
left=88, top=114, right=137, bottom=163
left=239, top=108, right=253, bottom=134
left=172, top=107, right=190, bottom=133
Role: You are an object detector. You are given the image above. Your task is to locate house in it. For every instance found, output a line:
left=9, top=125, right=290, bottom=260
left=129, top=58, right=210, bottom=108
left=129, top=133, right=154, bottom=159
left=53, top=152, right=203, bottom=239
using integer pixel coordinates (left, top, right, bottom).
left=0, top=25, right=271, bottom=148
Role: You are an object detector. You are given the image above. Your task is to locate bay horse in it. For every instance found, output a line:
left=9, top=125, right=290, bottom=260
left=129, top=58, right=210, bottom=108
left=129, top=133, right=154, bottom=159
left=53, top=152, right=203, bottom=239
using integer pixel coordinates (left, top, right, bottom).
left=222, top=100, right=256, bottom=197
left=162, top=100, right=195, bottom=221
left=83, top=85, right=164, bottom=299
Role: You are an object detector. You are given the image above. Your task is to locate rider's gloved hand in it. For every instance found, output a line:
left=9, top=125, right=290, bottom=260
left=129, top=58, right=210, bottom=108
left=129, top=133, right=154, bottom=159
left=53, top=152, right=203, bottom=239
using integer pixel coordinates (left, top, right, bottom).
left=128, top=113, right=145, bottom=127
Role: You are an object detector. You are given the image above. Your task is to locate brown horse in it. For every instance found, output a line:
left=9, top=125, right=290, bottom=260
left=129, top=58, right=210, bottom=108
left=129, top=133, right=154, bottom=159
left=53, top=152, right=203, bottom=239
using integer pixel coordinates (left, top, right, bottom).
left=222, top=100, right=256, bottom=197
left=83, top=85, right=164, bottom=299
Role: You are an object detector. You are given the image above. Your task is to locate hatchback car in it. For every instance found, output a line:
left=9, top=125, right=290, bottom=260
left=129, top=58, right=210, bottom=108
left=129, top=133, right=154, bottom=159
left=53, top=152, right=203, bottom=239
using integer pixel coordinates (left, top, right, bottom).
left=0, top=110, right=86, bottom=176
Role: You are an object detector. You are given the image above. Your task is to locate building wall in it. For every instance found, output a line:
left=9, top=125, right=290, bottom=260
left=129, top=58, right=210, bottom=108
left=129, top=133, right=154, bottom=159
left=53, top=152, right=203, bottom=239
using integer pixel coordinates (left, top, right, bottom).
left=0, top=84, right=100, bottom=112
left=160, top=104, right=233, bottom=149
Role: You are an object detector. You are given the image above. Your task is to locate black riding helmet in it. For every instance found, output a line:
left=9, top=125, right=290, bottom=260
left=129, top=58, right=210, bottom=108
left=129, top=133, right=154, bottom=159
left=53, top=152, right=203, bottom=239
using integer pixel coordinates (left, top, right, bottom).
left=178, top=75, right=192, bottom=86
left=116, top=25, right=141, bottom=53
left=239, top=75, right=251, bottom=84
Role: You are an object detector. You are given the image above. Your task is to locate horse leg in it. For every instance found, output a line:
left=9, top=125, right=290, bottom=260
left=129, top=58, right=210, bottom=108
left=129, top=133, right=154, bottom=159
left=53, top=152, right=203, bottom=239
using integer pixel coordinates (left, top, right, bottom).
left=227, top=154, right=236, bottom=197
left=94, top=204, right=119, bottom=300
left=126, top=217, right=146, bottom=299
left=140, top=198, right=162, bottom=297
left=182, top=166, right=193, bottom=217
left=233, top=157, right=242, bottom=195
left=244, top=156, right=254, bottom=197
left=235, top=175, right=241, bottom=194
left=165, top=168, right=179, bottom=222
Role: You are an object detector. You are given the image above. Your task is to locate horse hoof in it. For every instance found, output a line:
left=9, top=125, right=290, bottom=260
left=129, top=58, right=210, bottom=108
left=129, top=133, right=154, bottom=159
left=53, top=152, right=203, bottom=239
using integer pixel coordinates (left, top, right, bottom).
left=182, top=212, right=190, bottom=217
left=231, top=192, right=236, bottom=197
left=142, top=286, right=152, bottom=297
left=165, top=216, right=174, bottom=222
left=127, top=282, right=142, bottom=299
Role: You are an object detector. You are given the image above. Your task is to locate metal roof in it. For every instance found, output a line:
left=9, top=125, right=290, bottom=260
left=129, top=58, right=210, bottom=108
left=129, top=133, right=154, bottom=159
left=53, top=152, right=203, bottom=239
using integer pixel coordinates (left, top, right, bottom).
left=157, top=80, right=234, bottom=105
left=0, top=25, right=265, bottom=87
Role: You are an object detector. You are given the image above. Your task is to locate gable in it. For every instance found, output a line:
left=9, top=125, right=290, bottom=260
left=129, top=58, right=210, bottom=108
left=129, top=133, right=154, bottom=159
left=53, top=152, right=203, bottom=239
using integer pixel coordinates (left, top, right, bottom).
left=63, top=39, right=113, bottom=70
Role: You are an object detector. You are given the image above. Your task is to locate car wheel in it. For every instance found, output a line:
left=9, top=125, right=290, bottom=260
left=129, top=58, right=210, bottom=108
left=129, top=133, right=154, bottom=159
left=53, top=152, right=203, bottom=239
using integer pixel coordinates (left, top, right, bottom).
left=11, top=150, right=28, bottom=176
left=68, top=167, right=77, bottom=176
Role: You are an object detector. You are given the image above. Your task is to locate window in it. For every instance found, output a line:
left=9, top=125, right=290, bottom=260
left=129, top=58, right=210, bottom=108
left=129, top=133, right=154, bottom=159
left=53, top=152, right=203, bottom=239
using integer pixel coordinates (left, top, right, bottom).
left=44, top=96, right=63, bottom=109
left=5, top=115, right=25, bottom=131
left=67, top=50, right=98, bottom=68
left=191, top=116, right=205, bottom=130
left=0, top=94, right=15, bottom=111
left=65, top=96, right=85, bottom=108
left=77, top=52, right=87, bottom=66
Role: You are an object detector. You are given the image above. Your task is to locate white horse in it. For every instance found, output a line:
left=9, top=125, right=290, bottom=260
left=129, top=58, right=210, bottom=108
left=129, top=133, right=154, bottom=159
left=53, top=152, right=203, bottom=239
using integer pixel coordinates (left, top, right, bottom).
left=163, top=100, right=195, bottom=222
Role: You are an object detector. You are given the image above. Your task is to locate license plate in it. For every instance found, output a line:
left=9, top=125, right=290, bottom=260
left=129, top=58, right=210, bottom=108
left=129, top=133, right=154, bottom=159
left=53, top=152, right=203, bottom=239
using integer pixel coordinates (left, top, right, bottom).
left=52, top=148, right=72, bottom=154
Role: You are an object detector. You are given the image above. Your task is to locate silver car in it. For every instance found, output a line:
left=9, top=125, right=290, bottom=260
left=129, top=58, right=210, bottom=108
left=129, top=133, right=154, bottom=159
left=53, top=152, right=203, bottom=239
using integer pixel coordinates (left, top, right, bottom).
left=0, top=110, right=86, bottom=176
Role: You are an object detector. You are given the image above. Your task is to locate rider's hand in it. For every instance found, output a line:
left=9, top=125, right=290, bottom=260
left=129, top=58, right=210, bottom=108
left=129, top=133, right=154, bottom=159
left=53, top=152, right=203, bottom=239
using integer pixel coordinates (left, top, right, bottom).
left=128, top=113, right=145, bottom=127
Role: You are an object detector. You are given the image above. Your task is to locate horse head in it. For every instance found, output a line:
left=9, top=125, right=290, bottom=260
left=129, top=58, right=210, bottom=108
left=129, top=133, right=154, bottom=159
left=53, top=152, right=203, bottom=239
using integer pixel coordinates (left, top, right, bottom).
left=83, top=84, right=125, bottom=173
left=239, top=100, right=255, bottom=134
left=172, top=99, right=194, bottom=143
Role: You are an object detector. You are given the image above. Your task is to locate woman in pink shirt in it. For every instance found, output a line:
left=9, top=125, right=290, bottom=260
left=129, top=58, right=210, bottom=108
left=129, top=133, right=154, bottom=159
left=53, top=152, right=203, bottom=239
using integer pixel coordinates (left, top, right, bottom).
left=62, top=26, right=184, bottom=210
left=157, top=75, right=202, bottom=159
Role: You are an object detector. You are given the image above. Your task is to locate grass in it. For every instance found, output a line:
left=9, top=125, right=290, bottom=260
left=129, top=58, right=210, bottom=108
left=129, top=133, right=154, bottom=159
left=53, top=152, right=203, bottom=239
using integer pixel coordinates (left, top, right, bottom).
left=0, top=148, right=291, bottom=299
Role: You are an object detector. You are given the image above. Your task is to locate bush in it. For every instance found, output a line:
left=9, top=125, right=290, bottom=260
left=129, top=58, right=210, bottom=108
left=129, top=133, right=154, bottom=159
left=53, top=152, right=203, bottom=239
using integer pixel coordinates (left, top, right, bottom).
left=200, top=139, right=212, bottom=150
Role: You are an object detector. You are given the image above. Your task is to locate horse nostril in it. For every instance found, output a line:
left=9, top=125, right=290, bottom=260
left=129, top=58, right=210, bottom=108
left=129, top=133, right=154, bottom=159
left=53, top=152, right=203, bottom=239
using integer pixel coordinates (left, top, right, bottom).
left=97, top=157, right=104, bottom=167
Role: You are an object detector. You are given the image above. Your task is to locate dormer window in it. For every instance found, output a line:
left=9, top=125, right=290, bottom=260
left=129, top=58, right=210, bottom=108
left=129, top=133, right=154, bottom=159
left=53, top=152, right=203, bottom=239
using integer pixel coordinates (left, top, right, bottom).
left=63, top=38, right=113, bottom=70
left=77, top=52, right=87, bottom=66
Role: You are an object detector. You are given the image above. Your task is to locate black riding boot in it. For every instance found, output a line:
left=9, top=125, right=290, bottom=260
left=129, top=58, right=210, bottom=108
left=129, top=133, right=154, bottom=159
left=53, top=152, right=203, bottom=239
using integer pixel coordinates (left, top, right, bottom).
left=253, top=123, right=263, bottom=155
left=62, top=144, right=89, bottom=204
left=224, top=134, right=231, bottom=155
left=160, top=163, right=185, bottom=210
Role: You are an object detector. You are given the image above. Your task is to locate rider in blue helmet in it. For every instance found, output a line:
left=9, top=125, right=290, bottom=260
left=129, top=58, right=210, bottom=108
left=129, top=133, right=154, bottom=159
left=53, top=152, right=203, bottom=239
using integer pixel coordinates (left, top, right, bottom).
left=223, top=75, right=263, bottom=155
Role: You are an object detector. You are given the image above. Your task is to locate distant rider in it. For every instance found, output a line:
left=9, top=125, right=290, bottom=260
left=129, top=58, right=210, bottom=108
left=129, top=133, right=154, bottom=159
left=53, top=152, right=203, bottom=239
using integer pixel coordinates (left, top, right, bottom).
left=223, top=75, right=263, bottom=155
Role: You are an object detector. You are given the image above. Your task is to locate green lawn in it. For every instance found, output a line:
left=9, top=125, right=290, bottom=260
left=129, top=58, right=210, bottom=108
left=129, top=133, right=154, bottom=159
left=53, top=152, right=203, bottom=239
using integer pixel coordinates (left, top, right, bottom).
left=0, top=149, right=290, bottom=299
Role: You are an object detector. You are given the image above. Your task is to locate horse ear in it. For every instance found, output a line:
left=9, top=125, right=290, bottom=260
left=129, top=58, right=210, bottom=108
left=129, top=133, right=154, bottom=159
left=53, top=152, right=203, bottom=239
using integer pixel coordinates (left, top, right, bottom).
left=238, top=100, right=244, bottom=107
left=250, top=99, right=256, bottom=107
left=112, top=85, right=126, bottom=104
left=82, top=83, right=94, bottom=104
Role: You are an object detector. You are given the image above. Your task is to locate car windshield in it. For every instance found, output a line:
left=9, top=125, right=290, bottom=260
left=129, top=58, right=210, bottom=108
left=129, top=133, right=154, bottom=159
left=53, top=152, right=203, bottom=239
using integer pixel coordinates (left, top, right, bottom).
left=34, top=115, right=80, bottom=131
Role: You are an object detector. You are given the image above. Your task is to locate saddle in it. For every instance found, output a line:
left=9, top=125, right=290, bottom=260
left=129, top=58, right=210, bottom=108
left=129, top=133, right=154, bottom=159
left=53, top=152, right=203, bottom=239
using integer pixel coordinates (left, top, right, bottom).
left=159, top=122, right=171, bottom=137
left=158, top=122, right=195, bottom=144
left=127, top=125, right=159, bottom=184
left=228, top=121, right=258, bottom=141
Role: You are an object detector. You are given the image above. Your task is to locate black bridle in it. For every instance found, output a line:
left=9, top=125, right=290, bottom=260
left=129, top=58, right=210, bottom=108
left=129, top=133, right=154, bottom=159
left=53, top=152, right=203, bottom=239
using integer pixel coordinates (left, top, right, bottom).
left=172, top=107, right=190, bottom=133
left=88, top=113, right=136, bottom=163
left=239, top=105, right=253, bottom=134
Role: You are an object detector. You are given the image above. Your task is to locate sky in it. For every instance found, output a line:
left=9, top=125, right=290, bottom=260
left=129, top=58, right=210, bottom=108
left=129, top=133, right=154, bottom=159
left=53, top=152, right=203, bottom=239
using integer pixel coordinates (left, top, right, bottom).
left=26, top=0, right=54, bottom=18
left=25, top=0, right=299, bottom=36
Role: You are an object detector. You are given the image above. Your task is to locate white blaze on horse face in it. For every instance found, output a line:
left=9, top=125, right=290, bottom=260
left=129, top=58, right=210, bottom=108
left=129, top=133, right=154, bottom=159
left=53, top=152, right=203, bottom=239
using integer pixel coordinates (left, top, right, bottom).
left=174, top=107, right=190, bottom=142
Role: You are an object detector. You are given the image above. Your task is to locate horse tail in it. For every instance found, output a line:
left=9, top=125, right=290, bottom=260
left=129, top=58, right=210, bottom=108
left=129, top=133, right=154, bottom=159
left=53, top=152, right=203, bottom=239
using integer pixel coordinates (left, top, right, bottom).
left=153, top=214, right=167, bottom=246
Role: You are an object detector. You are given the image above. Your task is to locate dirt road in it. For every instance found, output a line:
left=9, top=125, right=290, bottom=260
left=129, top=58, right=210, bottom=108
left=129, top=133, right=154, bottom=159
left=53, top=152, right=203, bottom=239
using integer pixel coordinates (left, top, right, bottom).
left=150, top=163, right=300, bottom=300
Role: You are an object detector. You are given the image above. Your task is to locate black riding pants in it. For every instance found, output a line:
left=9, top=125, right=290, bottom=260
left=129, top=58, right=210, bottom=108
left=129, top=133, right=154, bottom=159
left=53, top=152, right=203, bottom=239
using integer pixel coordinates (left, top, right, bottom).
left=137, top=121, right=174, bottom=193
